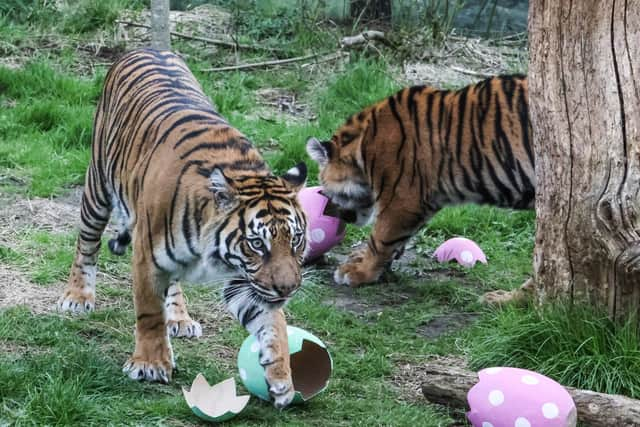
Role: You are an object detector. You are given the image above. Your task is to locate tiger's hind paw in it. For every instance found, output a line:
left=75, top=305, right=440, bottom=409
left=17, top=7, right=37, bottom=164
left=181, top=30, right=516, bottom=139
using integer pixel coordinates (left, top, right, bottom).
left=166, top=319, right=202, bottom=338
left=334, top=260, right=382, bottom=287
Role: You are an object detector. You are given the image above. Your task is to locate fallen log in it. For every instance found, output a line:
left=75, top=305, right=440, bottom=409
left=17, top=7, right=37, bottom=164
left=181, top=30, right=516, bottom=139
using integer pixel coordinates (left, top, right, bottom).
left=340, top=30, right=393, bottom=49
left=420, top=360, right=640, bottom=427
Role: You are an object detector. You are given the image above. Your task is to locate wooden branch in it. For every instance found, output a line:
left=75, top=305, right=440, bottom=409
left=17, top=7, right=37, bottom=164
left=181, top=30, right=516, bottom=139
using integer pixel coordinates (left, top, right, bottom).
left=340, top=30, right=391, bottom=48
left=115, top=21, right=280, bottom=52
left=202, top=52, right=346, bottom=72
left=420, top=360, right=640, bottom=427
left=449, top=66, right=492, bottom=78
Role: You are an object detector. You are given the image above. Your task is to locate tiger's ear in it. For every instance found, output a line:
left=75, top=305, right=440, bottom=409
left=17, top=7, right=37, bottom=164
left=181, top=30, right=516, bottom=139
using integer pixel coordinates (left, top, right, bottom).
left=306, top=137, right=332, bottom=166
left=209, top=168, right=237, bottom=208
left=281, top=162, right=307, bottom=192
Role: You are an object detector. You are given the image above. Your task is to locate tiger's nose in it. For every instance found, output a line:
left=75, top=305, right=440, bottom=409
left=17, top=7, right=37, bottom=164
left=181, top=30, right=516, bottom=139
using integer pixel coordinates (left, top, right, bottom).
left=274, top=283, right=298, bottom=298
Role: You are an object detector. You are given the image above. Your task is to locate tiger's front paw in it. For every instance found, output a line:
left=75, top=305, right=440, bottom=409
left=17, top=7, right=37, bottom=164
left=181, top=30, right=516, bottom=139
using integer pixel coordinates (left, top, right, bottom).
left=334, top=257, right=383, bottom=287
left=167, top=319, right=202, bottom=338
left=265, top=364, right=295, bottom=409
left=123, top=355, right=173, bottom=384
left=57, top=287, right=95, bottom=313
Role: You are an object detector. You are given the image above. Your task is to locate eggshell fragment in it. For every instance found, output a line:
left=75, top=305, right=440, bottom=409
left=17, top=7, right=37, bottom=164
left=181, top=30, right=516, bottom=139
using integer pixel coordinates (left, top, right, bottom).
left=297, top=186, right=346, bottom=262
left=182, top=374, right=249, bottom=422
left=434, top=237, right=487, bottom=267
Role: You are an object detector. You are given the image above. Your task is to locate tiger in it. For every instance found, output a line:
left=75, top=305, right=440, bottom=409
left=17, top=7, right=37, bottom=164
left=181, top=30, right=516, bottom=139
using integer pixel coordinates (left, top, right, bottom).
left=306, top=75, right=533, bottom=287
left=57, top=48, right=308, bottom=408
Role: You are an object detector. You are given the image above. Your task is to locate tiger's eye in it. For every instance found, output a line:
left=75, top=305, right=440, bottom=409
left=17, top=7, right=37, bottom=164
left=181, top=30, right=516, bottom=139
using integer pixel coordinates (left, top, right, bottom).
left=249, top=238, right=264, bottom=251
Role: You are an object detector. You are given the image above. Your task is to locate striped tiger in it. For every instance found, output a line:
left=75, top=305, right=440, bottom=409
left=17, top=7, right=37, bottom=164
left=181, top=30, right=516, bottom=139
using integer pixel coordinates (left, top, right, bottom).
left=57, top=49, right=307, bottom=408
left=306, top=75, right=533, bottom=287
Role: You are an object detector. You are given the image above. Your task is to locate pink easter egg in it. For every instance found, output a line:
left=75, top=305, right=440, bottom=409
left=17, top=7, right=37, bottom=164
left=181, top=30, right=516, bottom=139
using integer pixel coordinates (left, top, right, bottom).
left=467, top=367, right=577, bottom=427
left=297, top=186, right=346, bottom=262
left=433, top=237, right=487, bottom=267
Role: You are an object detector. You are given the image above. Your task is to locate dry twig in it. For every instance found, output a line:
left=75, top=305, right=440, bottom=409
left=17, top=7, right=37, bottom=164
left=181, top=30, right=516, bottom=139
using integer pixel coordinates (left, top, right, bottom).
left=203, top=52, right=346, bottom=72
left=115, top=20, right=281, bottom=52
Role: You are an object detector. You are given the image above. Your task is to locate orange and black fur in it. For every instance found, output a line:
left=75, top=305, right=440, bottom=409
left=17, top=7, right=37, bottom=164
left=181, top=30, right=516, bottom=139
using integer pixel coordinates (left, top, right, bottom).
left=307, top=75, right=533, bottom=287
left=58, top=49, right=307, bottom=408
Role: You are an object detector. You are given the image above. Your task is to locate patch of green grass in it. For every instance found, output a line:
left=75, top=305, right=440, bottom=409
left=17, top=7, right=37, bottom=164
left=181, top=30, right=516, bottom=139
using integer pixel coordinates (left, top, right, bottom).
left=466, top=303, right=640, bottom=398
left=0, top=278, right=454, bottom=426
left=0, top=0, right=61, bottom=27
left=0, top=62, right=101, bottom=196
left=2, top=230, right=131, bottom=286
left=416, top=205, right=535, bottom=291
left=61, top=0, right=142, bottom=35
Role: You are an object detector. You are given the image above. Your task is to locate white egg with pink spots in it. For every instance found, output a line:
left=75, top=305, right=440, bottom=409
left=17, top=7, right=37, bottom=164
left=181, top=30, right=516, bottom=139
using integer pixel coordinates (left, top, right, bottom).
left=467, top=367, right=577, bottom=427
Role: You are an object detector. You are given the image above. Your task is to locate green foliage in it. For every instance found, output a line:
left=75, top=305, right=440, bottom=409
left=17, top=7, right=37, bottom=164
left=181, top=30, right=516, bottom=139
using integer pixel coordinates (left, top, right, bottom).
left=394, top=0, right=466, bottom=41
left=62, top=0, right=136, bottom=35
left=315, top=57, right=401, bottom=131
left=467, top=304, right=640, bottom=398
left=219, top=0, right=335, bottom=53
left=0, top=62, right=101, bottom=195
left=0, top=0, right=61, bottom=26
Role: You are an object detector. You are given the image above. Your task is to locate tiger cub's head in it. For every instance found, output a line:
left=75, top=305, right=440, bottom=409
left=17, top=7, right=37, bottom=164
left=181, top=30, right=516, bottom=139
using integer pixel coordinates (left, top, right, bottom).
left=208, top=164, right=308, bottom=309
left=306, top=111, right=375, bottom=226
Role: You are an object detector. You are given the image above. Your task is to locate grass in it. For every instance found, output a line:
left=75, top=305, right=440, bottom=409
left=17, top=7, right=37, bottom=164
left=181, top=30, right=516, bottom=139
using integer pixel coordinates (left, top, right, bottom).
left=1, top=1, right=639, bottom=426
left=466, top=303, right=640, bottom=399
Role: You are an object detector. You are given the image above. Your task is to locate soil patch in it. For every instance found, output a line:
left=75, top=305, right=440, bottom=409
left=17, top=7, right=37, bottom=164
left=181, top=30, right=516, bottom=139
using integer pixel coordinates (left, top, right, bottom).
left=255, top=88, right=316, bottom=121
left=417, top=312, right=480, bottom=339
left=0, top=264, right=62, bottom=314
left=0, top=187, right=82, bottom=237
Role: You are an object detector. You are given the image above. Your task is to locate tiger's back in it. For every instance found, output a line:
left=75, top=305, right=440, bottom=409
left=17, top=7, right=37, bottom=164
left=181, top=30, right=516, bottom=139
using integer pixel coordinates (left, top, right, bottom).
left=307, top=75, right=533, bottom=286
left=93, top=49, right=268, bottom=258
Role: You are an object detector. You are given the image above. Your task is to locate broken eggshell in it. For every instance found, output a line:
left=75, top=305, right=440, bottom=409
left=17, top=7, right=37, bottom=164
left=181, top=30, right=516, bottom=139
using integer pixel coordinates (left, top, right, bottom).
left=237, top=326, right=332, bottom=404
left=434, top=237, right=487, bottom=268
left=182, top=374, right=250, bottom=422
left=297, top=186, right=346, bottom=262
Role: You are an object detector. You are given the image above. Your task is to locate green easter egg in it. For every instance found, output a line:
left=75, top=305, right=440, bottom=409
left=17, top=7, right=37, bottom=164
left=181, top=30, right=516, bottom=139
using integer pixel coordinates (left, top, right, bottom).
left=237, top=326, right=333, bottom=404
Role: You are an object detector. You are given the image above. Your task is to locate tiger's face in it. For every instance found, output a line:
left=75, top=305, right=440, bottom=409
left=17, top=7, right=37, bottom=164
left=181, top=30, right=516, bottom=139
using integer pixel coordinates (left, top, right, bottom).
left=306, top=136, right=375, bottom=226
left=208, top=164, right=308, bottom=309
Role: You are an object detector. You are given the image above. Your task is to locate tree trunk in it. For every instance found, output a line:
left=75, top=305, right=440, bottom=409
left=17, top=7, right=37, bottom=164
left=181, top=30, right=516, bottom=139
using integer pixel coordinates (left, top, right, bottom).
left=529, top=1, right=640, bottom=318
left=350, top=0, right=391, bottom=23
left=419, top=360, right=640, bottom=427
left=150, top=0, right=170, bottom=51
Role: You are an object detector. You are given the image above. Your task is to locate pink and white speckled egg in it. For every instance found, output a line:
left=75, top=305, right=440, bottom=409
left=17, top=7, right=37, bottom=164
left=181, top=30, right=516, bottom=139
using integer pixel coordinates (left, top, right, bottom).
left=467, top=367, right=577, bottom=427
left=434, top=237, right=487, bottom=268
left=297, top=186, right=346, bottom=262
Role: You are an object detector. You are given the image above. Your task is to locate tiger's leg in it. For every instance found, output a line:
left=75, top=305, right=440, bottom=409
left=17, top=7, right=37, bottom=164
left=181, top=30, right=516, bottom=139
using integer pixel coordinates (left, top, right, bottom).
left=58, top=168, right=111, bottom=313
left=122, top=234, right=174, bottom=383
left=334, top=210, right=429, bottom=287
left=165, top=281, right=203, bottom=338
left=225, top=288, right=293, bottom=408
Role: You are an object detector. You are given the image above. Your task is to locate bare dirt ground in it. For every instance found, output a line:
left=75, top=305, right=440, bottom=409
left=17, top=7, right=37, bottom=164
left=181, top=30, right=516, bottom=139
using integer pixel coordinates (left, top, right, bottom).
left=0, top=189, right=83, bottom=313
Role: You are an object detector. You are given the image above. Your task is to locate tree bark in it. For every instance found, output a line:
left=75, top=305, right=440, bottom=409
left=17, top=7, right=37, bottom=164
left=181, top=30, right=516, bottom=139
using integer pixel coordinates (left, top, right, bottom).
left=350, top=0, right=391, bottom=23
left=150, top=0, right=170, bottom=51
left=529, top=1, right=640, bottom=318
left=420, top=361, right=640, bottom=427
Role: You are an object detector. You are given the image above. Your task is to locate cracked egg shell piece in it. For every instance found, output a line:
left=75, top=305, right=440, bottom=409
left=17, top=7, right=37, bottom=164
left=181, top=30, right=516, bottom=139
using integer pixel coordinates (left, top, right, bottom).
left=434, top=237, right=488, bottom=268
left=182, top=374, right=250, bottom=422
left=297, top=186, right=346, bottom=262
